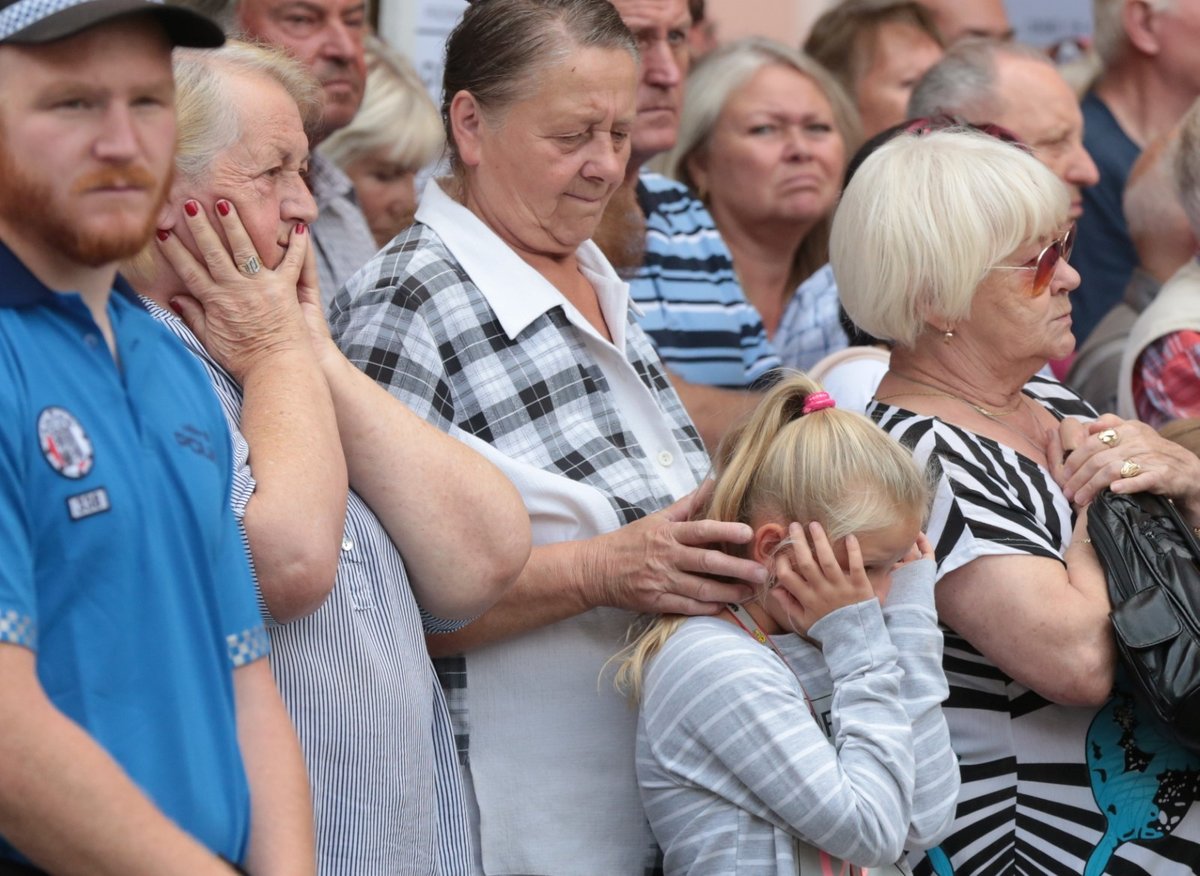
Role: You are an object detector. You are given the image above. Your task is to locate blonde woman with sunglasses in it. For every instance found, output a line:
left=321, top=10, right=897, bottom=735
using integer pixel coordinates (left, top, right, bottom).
left=836, top=127, right=1200, bottom=875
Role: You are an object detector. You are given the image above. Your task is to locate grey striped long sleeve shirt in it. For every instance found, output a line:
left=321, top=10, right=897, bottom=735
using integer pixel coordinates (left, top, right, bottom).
left=636, top=558, right=957, bottom=875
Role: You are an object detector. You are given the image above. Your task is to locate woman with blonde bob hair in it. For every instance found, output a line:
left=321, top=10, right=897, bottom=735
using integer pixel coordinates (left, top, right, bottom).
left=623, top=373, right=959, bottom=874
left=837, top=127, right=1200, bottom=873
left=320, top=36, right=444, bottom=247
left=659, top=37, right=862, bottom=371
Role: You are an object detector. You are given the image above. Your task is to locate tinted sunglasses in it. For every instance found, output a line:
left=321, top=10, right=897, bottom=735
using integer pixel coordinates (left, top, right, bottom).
left=994, top=224, right=1076, bottom=296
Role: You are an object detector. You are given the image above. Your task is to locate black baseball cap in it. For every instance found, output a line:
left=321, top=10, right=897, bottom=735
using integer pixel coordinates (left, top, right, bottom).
left=0, top=0, right=225, bottom=47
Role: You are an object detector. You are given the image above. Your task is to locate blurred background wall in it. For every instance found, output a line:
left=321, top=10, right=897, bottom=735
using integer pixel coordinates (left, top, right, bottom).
left=380, top=0, right=1094, bottom=101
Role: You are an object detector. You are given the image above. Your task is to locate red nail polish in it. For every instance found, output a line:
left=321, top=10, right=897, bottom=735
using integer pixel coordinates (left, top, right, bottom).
left=216, top=200, right=230, bottom=216
left=295, top=223, right=306, bottom=235
left=184, top=200, right=199, bottom=217
left=156, top=229, right=169, bottom=241
left=168, top=299, right=183, bottom=315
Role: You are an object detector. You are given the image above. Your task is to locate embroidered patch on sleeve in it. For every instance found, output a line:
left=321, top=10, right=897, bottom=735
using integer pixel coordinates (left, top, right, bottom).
left=0, top=609, right=36, bottom=649
left=226, top=625, right=270, bottom=667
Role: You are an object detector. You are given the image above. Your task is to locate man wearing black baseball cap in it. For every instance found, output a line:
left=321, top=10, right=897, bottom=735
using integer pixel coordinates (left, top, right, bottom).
left=0, top=5, right=314, bottom=875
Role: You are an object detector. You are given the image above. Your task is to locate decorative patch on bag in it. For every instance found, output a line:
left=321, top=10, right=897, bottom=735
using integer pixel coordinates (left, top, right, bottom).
left=38, top=406, right=94, bottom=479
left=66, top=487, right=110, bottom=521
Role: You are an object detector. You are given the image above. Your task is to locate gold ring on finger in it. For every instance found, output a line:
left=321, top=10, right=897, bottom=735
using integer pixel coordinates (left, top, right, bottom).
left=240, top=255, right=261, bottom=276
left=1097, top=428, right=1119, bottom=447
left=1119, top=459, right=1142, bottom=479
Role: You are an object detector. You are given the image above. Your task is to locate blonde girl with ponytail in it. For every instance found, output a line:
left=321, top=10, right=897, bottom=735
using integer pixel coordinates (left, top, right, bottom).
left=624, top=373, right=960, bottom=875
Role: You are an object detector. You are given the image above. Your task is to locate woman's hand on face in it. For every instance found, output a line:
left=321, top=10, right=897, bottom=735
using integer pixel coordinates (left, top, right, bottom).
left=156, top=198, right=311, bottom=384
left=1050, top=414, right=1200, bottom=519
left=585, top=481, right=767, bottom=616
left=769, top=522, right=875, bottom=635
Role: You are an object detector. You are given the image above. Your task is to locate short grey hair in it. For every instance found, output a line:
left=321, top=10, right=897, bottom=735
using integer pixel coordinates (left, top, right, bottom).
left=1174, top=97, right=1200, bottom=234
left=833, top=128, right=1069, bottom=348
left=441, top=0, right=637, bottom=174
left=907, top=37, right=1054, bottom=121
left=320, top=35, right=444, bottom=172
left=1093, top=0, right=1175, bottom=69
left=173, top=40, right=322, bottom=184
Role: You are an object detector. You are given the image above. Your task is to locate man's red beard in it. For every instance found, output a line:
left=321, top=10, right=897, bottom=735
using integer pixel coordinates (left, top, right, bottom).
left=0, top=138, right=172, bottom=268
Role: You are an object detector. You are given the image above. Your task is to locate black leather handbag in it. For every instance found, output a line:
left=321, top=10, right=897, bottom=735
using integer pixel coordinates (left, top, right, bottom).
left=1087, top=488, right=1200, bottom=751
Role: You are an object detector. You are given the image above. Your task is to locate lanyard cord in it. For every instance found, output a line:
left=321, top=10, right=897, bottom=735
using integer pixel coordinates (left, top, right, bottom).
left=724, top=602, right=819, bottom=722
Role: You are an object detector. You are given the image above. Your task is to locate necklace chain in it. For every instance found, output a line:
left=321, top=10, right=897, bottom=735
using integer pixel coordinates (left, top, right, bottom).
left=878, top=372, right=1046, bottom=454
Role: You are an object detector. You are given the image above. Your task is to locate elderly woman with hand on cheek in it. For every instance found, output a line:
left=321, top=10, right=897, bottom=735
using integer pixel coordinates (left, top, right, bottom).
left=124, top=40, right=531, bottom=875
left=836, top=127, right=1200, bottom=875
left=329, top=1, right=770, bottom=873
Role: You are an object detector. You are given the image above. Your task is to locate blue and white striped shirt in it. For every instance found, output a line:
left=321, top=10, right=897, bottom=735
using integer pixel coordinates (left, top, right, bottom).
left=148, top=301, right=472, bottom=876
left=631, top=172, right=782, bottom=389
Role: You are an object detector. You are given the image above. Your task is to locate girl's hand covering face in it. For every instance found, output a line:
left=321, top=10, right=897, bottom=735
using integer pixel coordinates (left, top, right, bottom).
left=768, top=522, right=875, bottom=636
left=894, top=531, right=934, bottom=569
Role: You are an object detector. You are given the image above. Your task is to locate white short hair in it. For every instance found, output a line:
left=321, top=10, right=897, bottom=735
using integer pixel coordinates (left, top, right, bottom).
left=833, top=128, right=1069, bottom=348
left=173, top=41, right=321, bottom=184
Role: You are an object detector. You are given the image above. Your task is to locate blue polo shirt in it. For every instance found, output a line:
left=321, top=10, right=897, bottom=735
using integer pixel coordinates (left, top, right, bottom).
left=0, top=241, right=267, bottom=864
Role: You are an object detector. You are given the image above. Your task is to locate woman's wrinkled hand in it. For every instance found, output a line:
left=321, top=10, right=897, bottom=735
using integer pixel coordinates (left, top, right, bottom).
left=1049, top=414, right=1200, bottom=522
left=769, top=522, right=875, bottom=636
left=156, top=198, right=313, bottom=383
left=584, top=481, right=767, bottom=616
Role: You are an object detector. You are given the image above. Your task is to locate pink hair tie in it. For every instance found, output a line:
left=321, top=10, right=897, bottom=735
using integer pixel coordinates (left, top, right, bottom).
left=801, top=391, right=836, bottom=415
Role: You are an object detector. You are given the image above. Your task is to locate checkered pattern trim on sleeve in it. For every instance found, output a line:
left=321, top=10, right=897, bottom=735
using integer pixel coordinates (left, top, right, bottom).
left=0, top=0, right=164, bottom=39
left=226, top=625, right=270, bottom=667
left=0, top=609, right=35, bottom=649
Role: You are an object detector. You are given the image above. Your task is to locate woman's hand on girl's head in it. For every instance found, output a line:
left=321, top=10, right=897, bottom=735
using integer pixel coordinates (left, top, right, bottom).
left=769, top=522, right=875, bottom=635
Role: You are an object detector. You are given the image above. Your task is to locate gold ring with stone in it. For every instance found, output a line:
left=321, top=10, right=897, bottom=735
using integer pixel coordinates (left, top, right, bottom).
left=1120, top=459, right=1142, bottom=479
left=1097, top=428, right=1119, bottom=447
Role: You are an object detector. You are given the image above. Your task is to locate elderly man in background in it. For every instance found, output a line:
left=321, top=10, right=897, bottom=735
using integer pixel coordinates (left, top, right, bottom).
left=594, top=0, right=781, bottom=452
left=125, top=41, right=531, bottom=875
left=0, top=3, right=316, bottom=874
left=1069, top=124, right=1195, bottom=412
left=1073, top=0, right=1200, bottom=343
left=916, top=0, right=1013, bottom=42
left=1120, top=98, right=1200, bottom=425
left=232, top=0, right=378, bottom=303
left=909, top=39, right=1099, bottom=224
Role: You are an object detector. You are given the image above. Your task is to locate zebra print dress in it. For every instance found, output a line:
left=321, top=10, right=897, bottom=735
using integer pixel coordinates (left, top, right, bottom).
left=870, top=375, right=1200, bottom=875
